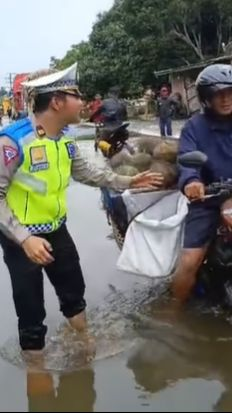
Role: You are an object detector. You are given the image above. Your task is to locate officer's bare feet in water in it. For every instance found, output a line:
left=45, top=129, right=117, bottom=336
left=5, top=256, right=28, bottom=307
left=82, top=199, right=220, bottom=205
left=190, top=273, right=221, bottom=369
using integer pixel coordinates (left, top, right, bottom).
left=68, top=311, right=96, bottom=363
left=27, top=368, right=54, bottom=398
left=22, top=350, right=53, bottom=399
left=21, top=349, right=54, bottom=397
left=23, top=349, right=46, bottom=371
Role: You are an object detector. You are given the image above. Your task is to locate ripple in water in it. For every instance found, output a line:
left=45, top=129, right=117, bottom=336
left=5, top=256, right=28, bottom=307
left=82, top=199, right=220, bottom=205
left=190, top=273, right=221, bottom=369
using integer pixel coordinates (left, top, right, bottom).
left=0, top=280, right=168, bottom=372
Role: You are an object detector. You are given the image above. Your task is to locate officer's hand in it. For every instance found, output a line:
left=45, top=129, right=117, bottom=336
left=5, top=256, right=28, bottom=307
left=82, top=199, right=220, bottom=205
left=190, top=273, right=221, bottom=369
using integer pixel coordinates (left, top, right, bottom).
left=130, top=171, right=164, bottom=189
left=22, top=236, right=54, bottom=266
left=184, top=181, right=205, bottom=201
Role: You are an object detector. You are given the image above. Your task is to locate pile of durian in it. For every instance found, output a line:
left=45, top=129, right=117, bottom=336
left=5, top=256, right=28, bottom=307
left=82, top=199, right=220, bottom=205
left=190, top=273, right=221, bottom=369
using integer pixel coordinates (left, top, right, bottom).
left=110, top=137, right=179, bottom=189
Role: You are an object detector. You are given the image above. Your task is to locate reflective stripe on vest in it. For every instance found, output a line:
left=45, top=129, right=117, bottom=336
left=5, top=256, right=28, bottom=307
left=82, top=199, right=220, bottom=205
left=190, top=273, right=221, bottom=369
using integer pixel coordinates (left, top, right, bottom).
left=14, top=171, right=47, bottom=194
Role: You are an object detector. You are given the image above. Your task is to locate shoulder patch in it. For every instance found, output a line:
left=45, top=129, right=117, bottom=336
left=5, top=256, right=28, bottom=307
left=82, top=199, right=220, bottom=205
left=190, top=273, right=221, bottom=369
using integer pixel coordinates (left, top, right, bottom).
left=66, top=142, right=77, bottom=159
left=3, top=145, right=19, bottom=166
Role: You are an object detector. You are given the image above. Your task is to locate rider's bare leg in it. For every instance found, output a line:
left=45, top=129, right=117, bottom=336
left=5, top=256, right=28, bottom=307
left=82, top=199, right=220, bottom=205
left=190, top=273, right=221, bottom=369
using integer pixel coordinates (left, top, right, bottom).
left=172, top=247, right=208, bottom=305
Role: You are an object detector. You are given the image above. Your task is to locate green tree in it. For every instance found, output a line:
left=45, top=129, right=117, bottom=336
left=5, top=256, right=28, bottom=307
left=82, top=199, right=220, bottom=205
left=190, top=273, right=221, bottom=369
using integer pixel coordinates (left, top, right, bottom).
left=166, top=0, right=232, bottom=59
left=50, top=0, right=232, bottom=97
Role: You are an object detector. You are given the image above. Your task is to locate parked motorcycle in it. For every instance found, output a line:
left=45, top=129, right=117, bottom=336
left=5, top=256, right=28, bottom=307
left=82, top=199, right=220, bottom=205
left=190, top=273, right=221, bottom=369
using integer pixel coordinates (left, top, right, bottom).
left=96, top=122, right=130, bottom=159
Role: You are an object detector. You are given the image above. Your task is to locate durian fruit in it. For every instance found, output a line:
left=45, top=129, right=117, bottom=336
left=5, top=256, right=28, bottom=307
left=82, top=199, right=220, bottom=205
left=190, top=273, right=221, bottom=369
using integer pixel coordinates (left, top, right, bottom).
left=150, top=160, right=178, bottom=189
left=153, top=140, right=178, bottom=163
left=113, top=165, right=139, bottom=176
left=110, top=152, right=133, bottom=169
left=127, top=153, right=152, bottom=172
left=110, top=152, right=152, bottom=173
left=137, top=137, right=161, bottom=155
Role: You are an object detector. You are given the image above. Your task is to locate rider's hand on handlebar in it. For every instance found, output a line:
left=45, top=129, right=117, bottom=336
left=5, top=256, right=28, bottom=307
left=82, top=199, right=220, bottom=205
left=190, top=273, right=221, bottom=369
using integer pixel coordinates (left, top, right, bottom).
left=184, top=181, right=205, bottom=201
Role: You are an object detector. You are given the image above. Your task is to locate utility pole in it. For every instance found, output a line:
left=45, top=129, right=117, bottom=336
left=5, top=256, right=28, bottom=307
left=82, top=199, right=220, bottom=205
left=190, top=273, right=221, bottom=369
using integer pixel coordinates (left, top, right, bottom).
left=5, top=73, right=16, bottom=95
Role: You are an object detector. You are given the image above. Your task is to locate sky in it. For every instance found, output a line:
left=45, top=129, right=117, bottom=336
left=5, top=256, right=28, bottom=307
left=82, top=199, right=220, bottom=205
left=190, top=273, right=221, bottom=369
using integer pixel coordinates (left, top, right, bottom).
left=0, top=0, right=114, bottom=88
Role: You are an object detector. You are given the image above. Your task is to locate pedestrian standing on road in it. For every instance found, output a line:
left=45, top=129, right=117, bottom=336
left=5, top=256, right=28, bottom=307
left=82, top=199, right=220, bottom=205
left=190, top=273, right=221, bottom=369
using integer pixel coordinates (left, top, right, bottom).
left=7, top=107, right=12, bottom=121
left=144, top=87, right=154, bottom=120
left=157, top=86, right=175, bottom=137
left=0, top=106, right=3, bottom=127
left=0, top=63, right=164, bottom=359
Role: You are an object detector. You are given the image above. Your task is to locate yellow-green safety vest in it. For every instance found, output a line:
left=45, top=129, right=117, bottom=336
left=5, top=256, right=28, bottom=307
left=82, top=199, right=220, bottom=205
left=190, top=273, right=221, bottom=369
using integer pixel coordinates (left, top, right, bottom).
left=4, top=124, right=75, bottom=232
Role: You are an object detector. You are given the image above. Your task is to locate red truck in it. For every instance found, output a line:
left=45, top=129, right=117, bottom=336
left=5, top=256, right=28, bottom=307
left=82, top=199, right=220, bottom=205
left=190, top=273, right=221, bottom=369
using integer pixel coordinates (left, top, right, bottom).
left=13, top=73, right=29, bottom=112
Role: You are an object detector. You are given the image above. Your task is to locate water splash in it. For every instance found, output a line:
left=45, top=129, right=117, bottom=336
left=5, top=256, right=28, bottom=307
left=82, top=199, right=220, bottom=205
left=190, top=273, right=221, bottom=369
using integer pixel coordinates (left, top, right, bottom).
left=0, top=279, right=168, bottom=372
left=2, top=276, right=232, bottom=374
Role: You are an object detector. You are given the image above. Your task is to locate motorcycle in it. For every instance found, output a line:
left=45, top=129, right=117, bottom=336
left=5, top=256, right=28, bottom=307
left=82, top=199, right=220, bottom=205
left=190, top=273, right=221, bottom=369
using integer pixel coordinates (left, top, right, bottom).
left=96, top=122, right=130, bottom=159
left=178, top=151, right=232, bottom=306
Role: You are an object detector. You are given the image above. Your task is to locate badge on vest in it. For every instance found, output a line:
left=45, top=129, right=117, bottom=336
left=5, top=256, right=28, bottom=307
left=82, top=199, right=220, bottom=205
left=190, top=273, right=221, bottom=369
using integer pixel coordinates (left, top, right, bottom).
left=30, top=146, right=49, bottom=172
left=66, top=142, right=76, bottom=159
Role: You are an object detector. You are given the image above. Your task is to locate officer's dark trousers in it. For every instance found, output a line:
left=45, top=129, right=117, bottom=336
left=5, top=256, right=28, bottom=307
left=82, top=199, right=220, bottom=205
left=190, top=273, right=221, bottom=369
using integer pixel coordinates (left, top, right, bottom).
left=0, top=225, right=86, bottom=351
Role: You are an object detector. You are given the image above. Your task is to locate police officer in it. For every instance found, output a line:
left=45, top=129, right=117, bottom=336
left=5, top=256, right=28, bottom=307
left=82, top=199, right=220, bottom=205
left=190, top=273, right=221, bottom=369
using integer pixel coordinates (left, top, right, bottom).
left=173, top=64, right=232, bottom=304
left=0, top=63, right=163, bottom=354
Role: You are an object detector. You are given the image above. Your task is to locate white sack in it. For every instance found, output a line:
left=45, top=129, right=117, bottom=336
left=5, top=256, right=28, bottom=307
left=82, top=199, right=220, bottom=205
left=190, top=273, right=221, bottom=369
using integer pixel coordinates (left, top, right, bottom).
left=117, top=191, right=188, bottom=278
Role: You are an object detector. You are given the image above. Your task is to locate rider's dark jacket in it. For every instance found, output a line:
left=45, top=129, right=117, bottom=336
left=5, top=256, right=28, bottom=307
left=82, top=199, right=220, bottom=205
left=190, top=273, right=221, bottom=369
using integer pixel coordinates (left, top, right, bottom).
left=178, top=113, right=232, bottom=191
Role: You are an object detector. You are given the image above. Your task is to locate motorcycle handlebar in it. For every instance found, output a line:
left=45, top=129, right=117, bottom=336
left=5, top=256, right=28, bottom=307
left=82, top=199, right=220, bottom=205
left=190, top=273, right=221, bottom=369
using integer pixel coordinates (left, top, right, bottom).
left=204, top=181, right=232, bottom=197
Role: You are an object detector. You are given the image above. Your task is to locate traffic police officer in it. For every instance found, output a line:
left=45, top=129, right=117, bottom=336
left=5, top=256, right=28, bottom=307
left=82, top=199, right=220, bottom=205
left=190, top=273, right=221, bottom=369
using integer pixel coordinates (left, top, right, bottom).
left=0, top=63, right=163, bottom=353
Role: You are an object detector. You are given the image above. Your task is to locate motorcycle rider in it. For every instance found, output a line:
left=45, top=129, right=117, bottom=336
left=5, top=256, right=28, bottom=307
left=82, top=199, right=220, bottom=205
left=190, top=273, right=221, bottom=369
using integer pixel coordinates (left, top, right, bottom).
left=94, top=87, right=129, bottom=156
left=96, top=86, right=128, bottom=127
left=173, top=64, right=232, bottom=304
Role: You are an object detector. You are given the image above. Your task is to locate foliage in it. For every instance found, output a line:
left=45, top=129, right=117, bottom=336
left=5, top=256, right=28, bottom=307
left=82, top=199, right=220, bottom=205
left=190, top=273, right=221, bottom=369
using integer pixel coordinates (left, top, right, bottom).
left=50, top=0, right=232, bottom=97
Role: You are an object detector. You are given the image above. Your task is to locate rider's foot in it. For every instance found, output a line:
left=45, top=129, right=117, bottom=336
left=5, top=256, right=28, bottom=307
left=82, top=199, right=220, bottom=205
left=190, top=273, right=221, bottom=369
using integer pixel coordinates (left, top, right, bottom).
left=151, top=298, right=183, bottom=326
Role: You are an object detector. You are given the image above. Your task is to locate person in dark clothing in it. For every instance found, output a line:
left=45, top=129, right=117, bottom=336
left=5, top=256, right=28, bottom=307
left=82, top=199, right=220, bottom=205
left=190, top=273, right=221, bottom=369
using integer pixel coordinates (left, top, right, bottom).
left=7, top=107, right=12, bottom=120
left=95, top=86, right=128, bottom=127
left=93, top=87, right=128, bottom=150
left=157, top=86, right=174, bottom=137
left=173, top=64, right=232, bottom=305
left=88, top=94, right=103, bottom=123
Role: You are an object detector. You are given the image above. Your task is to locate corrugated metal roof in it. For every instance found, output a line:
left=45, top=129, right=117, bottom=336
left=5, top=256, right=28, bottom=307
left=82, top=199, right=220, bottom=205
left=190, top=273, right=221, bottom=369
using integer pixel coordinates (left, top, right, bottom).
left=154, top=55, right=232, bottom=77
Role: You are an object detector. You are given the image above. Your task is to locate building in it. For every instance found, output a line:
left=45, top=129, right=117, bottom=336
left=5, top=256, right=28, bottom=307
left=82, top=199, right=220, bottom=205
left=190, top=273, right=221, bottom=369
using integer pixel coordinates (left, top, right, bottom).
left=13, top=73, right=29, bottom=112
left=154, top=55, right=232, bottom=115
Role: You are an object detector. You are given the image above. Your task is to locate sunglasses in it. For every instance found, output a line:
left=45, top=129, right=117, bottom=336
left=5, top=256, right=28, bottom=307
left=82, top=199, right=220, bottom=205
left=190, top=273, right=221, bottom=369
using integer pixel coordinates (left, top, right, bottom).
left=57, top=90, right=82, bottom=99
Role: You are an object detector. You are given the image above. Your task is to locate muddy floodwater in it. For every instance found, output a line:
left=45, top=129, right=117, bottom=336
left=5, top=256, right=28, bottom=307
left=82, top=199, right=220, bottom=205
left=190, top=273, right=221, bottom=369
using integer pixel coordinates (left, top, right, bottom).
left=0, top=140, right=232, bottom=412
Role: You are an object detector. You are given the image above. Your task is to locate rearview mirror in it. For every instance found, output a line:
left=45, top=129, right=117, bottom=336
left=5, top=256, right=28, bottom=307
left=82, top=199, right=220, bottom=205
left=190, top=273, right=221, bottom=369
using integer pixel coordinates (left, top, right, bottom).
left=178, top=151, right=208, bottom=168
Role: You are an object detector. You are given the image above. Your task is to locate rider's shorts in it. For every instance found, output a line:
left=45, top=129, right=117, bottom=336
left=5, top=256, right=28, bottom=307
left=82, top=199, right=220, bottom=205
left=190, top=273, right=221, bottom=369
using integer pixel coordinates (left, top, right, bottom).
left=183, top=199, right=221, bottom=249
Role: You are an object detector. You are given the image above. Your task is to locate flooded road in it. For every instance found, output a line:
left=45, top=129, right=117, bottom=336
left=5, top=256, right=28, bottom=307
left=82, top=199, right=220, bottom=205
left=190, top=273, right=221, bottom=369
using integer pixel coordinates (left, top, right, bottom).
left=0, top=141, right=232, bottom=412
